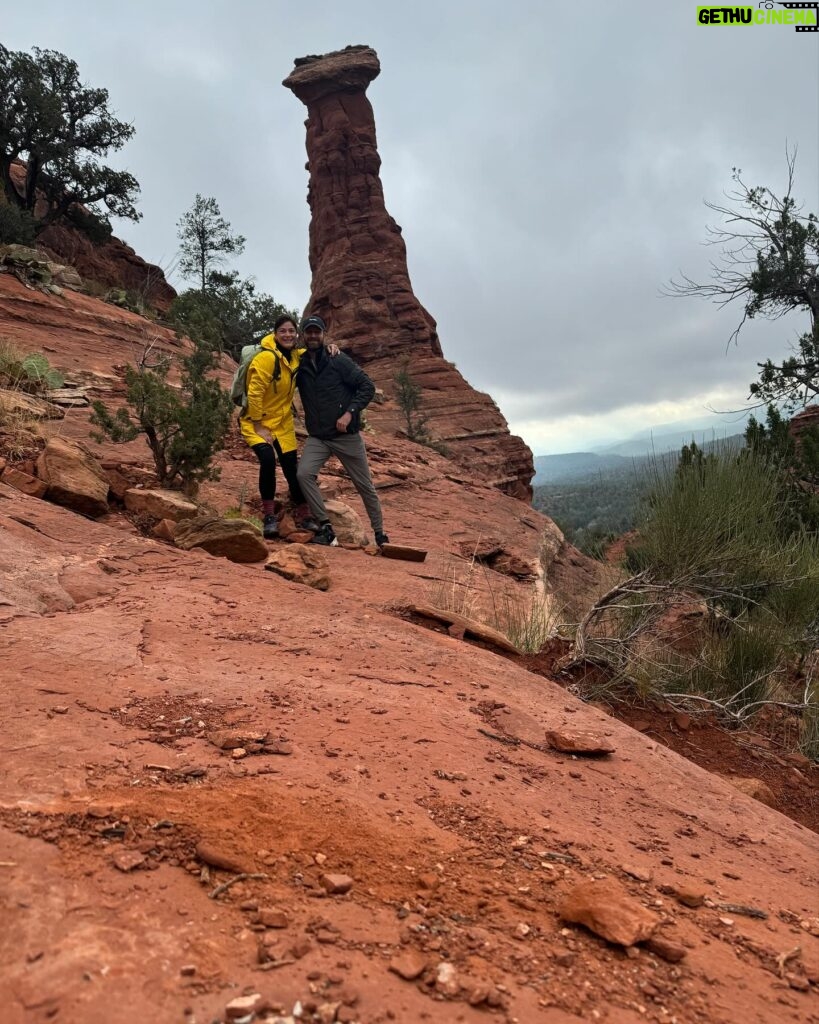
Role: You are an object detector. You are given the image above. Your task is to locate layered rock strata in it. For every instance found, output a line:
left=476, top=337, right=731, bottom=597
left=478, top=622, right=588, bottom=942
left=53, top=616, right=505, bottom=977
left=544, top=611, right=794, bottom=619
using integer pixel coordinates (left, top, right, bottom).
left=284, top=46, right=534, bottom=500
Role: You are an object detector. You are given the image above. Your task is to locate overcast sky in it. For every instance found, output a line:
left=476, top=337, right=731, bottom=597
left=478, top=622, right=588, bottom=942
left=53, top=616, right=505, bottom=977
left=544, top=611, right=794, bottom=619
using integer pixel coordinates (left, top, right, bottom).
left=4, top=2, right=818, bottom=453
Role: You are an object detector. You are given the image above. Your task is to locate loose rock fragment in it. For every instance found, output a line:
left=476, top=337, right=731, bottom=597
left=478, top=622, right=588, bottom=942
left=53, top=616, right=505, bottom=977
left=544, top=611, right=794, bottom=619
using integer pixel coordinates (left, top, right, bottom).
left=112, top=850, right=146, bottom=872
left=195, top=840, right=247, bottom=874
left=644, top=935, right=688, bottom=963
left=559, top=879, right=658, bottom=946
left=545, top=729, right=615, bottom=756
left=258, top=908, right=290, bottom=929
left=389, top=950, right=428, bottom=981
left=670, top=885, right=706, bottom=908
left=225, top=993, right=264, bottom=1020
left=320, top=873, right=354, bottom=895
left=435, top=961, right=460, bottom=997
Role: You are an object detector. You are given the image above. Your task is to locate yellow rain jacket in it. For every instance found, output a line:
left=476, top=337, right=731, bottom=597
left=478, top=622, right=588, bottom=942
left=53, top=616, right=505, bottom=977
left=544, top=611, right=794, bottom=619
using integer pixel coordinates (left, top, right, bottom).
left=239, top=334, right=304, bottom=451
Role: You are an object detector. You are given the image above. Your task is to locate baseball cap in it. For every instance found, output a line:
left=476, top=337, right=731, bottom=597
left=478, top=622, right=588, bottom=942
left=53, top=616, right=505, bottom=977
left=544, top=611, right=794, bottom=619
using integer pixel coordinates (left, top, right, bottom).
left=300, top=315, right=326, bottom=332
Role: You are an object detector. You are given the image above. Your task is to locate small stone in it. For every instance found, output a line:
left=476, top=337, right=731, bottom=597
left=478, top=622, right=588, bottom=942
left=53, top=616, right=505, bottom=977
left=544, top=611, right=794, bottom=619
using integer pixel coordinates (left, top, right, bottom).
left=545, top=729, right=615, bottom=756
left=258, top=908, right=289, bottom=929
left=180, top=964, right=197, bottom=976
left=112, top=850, right=146, bottom=872
left=673, top=885, right=706, bottom=908
left=289, top=939, right=312, bottom=959
left=320, top=873, right=353, bottom=895
left=719, top=916, right=734, bottom=928
left=621, top=864, right=652, bottom=883
left=559, top=879, right=658, bottom=946
left=195, top=840, right=247, bottom=874
left=389, top=949, right=428, bottom=980
left=435, top=961, right=460, bottom=997
left=316, top=928, right=338, bottom=944
left=673, top=713, right=692, bottom=732
left=467, top=984, right=492, bottom=1006
left=314, top=852, right=328, bottom=866
left=644, top=936, right=687, bottom=963
left=514, top=922, right=531, bottom=939
left=417, top=872, right=440, bottom=891
left=231, top=747, right=247, bottom=760
left=786, top=973, right=810, bottom=992
left=317, top=1003, right=341, bottom=1024
left=225, top=993, right=263, bottom=1020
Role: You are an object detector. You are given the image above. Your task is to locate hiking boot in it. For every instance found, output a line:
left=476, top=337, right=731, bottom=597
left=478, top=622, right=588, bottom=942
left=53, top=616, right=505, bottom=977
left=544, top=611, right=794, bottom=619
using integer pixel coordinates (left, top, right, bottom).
left=294, top=503, right=320, bottom=533
left=375, top=530, right=390, bottom=548
left=263, top=514, right=279, bottom=540
left=311, top=522, right=338, bottom=547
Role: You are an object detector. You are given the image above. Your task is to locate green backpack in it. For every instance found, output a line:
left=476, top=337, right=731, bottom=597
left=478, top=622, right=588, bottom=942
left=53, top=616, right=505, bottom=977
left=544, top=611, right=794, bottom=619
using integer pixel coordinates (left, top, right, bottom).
left=230, top=338, right=281, bottom=414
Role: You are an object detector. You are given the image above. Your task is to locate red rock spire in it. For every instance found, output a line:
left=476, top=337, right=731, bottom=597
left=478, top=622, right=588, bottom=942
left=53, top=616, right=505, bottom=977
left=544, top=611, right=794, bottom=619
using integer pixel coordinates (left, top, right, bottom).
left=284, top=46, right=535, bottom=501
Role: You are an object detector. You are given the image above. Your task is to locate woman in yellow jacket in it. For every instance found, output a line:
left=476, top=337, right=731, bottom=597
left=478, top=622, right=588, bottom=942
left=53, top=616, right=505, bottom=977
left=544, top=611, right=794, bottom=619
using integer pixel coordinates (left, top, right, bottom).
left=240, top=313, right=321, bottom=539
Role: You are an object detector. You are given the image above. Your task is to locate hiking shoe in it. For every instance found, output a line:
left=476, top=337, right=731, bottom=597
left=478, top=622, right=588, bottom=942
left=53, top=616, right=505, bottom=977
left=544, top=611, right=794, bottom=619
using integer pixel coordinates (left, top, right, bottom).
left=375, top=530, right=390, bottom=547
left=294, top=503, right=320, bottom=533
left=311, top=522, right=338, bottom=547
left=263, top=514, right=279, bottom=540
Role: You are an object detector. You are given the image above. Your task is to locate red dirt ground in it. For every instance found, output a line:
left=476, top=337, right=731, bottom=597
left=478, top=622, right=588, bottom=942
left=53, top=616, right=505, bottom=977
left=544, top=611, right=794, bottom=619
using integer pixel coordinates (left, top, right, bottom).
left=1, top=278, right=818, bottom=1024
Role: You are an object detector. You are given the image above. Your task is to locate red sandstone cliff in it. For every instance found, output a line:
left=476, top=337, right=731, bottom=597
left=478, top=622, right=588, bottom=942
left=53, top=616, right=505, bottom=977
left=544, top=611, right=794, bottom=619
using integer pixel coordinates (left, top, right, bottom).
left=283, top=46, right=534, bottom=501
left=7, top=161, right=176, bottom=313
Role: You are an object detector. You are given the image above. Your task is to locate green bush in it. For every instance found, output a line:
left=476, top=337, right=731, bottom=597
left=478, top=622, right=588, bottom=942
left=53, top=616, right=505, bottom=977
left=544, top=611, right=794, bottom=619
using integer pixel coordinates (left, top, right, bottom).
left=170, top=272, right=295, bottom=362
left=580, top=443, right=819, bottom=746
left=0, top=203, right=36, bottom=245
left=0, top=339, right=64, bottom=393
left=90, top=336, right=232, bottom=494
left=66, top=205, right=113, bottom=244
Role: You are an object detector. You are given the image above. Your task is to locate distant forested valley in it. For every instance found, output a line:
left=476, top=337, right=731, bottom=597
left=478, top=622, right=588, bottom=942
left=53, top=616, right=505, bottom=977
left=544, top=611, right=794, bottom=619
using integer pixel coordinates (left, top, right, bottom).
left=532, top=437, right=743, bottom=554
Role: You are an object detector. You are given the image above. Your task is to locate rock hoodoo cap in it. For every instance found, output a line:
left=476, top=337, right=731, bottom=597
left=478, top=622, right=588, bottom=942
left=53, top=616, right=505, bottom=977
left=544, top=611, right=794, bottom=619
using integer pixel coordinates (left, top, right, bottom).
left=301, top=315, right=326, bottom=331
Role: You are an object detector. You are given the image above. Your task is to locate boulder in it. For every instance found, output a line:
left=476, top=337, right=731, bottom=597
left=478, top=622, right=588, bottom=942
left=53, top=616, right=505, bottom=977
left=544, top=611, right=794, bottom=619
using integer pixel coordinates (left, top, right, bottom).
left=105, top=468, right=131, bottom=501
left=36, top=436, right=109, bottom=517
left=124, top=488, right=198, bottom=522
left=174, top=515, right=268, bottom=563
left=0, top=388, right=64, bottom=421
left=46, top=263, right=83, bottom=289
left=559, top=879, right=658, bottom=947
left=325, top=498, right=368, bottom=546
left=265, top=544, right=330, bottom=591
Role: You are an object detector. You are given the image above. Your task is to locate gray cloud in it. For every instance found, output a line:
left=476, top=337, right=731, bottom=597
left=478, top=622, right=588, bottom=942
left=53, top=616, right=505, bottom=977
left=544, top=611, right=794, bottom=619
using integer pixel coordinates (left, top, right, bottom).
left=3, top=1, right=817, bottom=452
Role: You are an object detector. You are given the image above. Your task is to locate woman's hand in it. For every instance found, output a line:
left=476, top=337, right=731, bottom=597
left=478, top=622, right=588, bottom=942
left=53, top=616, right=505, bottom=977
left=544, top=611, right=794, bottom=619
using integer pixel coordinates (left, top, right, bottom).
left=253, top=421, right=275, bottom=446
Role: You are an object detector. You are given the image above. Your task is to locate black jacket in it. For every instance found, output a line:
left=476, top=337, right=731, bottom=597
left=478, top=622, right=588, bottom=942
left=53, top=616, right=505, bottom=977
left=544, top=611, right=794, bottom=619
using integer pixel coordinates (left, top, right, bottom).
left=296, top=347, right=376, bottom=440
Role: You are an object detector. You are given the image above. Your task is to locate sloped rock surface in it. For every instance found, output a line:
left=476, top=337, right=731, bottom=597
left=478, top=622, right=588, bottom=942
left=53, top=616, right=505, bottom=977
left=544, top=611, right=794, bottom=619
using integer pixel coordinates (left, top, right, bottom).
left=174, top=515, right=268, bottom=563
left=0, top=387, right=64, bottom=420
left=36, top=435, right=109, bottom=517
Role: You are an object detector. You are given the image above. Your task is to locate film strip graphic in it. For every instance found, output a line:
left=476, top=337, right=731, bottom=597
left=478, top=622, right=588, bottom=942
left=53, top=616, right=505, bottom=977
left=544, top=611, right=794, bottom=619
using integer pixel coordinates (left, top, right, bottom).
left=778, top=2, right=819, bottom=31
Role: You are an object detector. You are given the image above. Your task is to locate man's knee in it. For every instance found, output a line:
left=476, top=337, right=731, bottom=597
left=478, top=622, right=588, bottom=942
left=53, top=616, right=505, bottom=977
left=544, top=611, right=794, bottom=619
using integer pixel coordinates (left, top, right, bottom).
left=296, top=463, right=313, bottom=485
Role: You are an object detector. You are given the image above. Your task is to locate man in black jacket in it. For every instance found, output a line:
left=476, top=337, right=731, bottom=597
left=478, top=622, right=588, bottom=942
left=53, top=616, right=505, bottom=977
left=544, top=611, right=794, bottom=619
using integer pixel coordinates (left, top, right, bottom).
left=295, top=315, right=389, bottom=548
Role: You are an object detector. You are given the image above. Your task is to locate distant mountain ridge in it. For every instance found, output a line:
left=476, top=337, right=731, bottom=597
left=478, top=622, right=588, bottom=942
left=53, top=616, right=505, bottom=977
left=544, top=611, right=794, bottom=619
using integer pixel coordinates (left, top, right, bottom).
left=534, top=431, right=745, bottom=485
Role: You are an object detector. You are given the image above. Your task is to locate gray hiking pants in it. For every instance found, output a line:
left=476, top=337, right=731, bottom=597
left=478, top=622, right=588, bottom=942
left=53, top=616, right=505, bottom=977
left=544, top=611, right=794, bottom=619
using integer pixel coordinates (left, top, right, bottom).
left=297, top=433, right=384, bottom=533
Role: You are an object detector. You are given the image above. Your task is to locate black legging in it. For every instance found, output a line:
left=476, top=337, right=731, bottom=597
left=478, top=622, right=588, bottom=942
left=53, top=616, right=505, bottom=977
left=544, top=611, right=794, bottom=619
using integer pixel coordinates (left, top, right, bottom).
left=251, top=441, right=306, bottom=505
